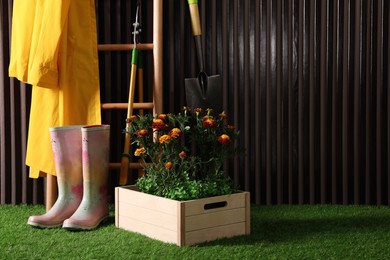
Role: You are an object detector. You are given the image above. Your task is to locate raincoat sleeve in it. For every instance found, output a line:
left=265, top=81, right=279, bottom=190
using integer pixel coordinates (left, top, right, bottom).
left=27, top=0, right=71, bottom=88
left=8, top=0, right=36, bottom=82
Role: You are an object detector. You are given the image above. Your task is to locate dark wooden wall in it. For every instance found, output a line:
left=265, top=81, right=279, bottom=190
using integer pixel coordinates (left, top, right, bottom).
left=1, top=0, right=389, bottom=205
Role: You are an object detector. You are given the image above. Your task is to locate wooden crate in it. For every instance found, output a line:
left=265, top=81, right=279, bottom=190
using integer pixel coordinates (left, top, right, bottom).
left=115, top=185, right=250, bottom=246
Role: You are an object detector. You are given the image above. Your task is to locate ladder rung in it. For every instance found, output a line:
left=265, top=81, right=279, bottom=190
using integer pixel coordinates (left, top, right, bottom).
left=109, top=162, right=143, bottom=170
left=98, top=43, right=154, bottom=51
left=101, top=102, right=154, bottom=110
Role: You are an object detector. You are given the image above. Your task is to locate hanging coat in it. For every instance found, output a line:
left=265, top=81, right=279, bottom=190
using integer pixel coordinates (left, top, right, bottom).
left=9, top=0, right=102, bottom=178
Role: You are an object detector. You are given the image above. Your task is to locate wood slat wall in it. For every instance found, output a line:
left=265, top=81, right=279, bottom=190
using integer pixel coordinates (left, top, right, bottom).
left=0, top=0, right=389, bottom=205
left=0, top=0, right=44, bottom=205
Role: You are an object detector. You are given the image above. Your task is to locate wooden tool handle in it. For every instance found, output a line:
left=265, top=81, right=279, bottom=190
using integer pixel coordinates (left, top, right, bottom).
left=119, top=48, right=139, bottom=185
left=188, top=0, right=202, bottom=37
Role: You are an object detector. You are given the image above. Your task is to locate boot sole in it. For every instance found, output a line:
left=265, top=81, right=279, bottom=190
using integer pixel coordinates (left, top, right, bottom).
left=62, top=215, right=108, bottom=231
left=27, top=220, right=63, bottom=229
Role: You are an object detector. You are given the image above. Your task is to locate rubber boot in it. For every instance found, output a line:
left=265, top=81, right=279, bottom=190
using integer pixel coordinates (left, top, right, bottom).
left=63, top=125, right=110, bottom=230
left=27, top=126, right=84, bottom=228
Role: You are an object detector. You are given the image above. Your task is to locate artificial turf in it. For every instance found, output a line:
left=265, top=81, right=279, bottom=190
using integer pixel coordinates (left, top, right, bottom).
left=1, top=204, right=390, bottom=259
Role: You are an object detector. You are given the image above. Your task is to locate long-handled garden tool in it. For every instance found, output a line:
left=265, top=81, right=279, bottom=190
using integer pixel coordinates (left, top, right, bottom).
left=137, top=52, right=146, bottom=178
left=120, top=1, right=142, bottom=185
left=185, top=0, right=222, bottom=114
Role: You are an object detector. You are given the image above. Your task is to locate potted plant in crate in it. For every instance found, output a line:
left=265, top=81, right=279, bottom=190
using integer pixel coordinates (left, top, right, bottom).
left=115, top=108, right=250, bottom=246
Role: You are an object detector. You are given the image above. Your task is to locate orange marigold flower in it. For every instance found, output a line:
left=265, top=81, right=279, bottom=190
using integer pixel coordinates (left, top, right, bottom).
left=159, top=134, right=171, bottom=144
left=179, top=151, right=187, bottom=159
left=126, top=115, right=138, bottom=124
left=152, top=119, right=167, bottom=130
left=136, top=129, right=149, bottom=138
left=194, top=108, right=203, bottom=114
left=218, top=134, right=231, bottom=144
left=165, top=162, right=173, bottom=170
left=203, top=118, right=216, bottom=128
left=169, top=128, right=182, bottom=139
left=134, top=147, right=147, bottom=157
left=227, top=125, right=235, bottom=131
left=157, top=114, right=168, bottom=122
left=203, top=115, right=210, bottom=121
left=218, top=113, right=228, bottom=119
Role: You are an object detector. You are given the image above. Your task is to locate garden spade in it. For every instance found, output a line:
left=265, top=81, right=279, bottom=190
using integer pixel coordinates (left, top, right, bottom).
left=185, top=0, right=222, bottom=114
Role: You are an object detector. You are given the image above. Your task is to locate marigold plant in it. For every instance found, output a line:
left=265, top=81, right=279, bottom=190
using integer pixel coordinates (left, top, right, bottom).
left=125, top=107, right=243, bottom=200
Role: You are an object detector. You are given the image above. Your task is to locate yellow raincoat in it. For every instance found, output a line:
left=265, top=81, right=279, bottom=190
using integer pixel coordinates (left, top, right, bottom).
left=9, top=0, right=101, bottom=178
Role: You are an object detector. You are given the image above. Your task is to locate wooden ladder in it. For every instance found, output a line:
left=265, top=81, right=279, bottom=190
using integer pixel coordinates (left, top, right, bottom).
left=45, top=0, right=163, bottom=210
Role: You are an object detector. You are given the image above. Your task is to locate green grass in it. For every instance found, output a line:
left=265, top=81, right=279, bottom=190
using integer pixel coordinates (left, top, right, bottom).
left=1, top=204, right=390, bottom=259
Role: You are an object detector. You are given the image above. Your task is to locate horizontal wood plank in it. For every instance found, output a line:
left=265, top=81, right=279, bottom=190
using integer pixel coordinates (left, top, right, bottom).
left=184, top=192, right=247, bottom=216
left=118, top=215, right=178, bottom=245
left=101, top=102, right=154, bottom=110
left=185, top=208, right=246, bottom=231
left=185, top=223, right=247, bottom=246
left=116, top=186, right=179, bottom=215
left=98, top=43, right=154, bottom=51
left=118, top=202, right=178, bottom=231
